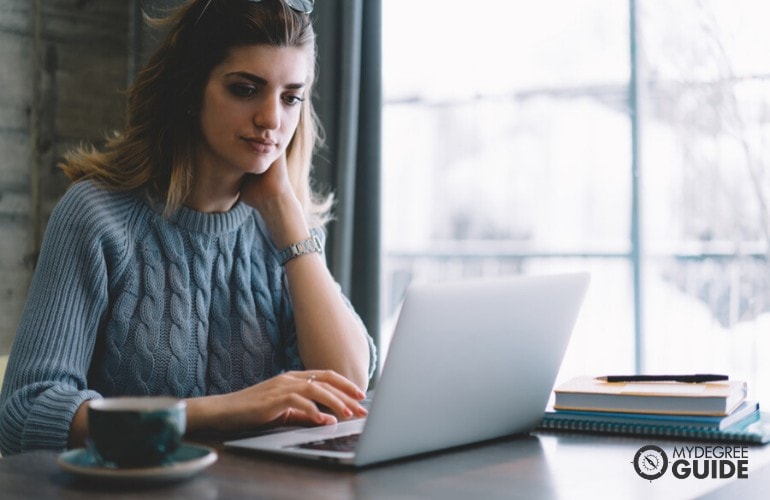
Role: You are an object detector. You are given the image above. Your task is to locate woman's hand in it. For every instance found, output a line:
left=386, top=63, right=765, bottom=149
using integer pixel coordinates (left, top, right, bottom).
left=185, top=370, right=369, bottom=432
left=240, top=153, right=294, bottom=212
left=239, top=153, right=309, bottom=249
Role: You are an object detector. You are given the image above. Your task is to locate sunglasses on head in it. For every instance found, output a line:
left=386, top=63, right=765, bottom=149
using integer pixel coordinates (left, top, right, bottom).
left=195, top=0, right=314, bottom=25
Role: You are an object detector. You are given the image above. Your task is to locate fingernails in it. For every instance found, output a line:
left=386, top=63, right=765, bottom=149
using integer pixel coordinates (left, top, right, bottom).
left=317, top=413, right=334, bottom=424
left=343, top=407, right=353, bottom=418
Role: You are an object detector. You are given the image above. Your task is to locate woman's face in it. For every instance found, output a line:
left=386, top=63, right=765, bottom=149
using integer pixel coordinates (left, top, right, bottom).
left=196, top=44, right=310, bottom=181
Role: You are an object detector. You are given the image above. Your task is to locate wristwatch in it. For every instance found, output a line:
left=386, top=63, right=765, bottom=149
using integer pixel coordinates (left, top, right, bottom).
left=279, top=234, right=323, bottom=265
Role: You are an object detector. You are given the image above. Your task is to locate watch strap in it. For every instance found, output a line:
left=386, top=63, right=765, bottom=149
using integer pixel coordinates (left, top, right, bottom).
left=279, top=234, right=323, bottom=265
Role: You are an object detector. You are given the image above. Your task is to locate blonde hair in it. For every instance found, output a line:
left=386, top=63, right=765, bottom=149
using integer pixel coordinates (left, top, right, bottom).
left=60, top=0, right=331, bottom=226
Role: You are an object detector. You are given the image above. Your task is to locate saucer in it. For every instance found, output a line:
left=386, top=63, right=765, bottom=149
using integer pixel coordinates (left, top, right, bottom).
left=57, top=443, right=217, bottom=485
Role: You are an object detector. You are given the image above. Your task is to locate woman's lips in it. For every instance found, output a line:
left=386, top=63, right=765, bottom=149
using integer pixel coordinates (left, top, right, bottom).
left=243, top=137, right=276, bottom=154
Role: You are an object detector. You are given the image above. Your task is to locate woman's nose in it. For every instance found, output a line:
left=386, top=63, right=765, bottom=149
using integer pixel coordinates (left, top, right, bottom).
left=253, top=96, right=280, bottom=130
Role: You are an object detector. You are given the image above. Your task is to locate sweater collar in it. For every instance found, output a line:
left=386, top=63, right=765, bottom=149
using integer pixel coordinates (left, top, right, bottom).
left=169, top=201, right=252, bottom=234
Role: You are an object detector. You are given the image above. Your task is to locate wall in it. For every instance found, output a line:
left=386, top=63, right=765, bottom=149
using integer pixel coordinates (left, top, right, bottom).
left=0, top=0, right=132, bottom=353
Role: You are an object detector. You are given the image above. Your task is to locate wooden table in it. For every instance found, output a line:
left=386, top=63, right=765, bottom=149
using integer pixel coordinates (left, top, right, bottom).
left=1, top=431, right=769, bottom=499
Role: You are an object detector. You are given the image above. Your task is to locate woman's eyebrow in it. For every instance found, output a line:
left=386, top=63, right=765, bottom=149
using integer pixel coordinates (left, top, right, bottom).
left=226, top=71, right=306, bottom=90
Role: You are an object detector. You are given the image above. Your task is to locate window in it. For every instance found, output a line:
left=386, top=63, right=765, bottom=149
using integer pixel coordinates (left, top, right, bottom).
left=381, top=0, right=770, bottom=402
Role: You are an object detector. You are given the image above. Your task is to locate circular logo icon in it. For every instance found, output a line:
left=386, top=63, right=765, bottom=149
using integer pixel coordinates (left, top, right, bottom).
left=633, top=445, right=668, bottom=480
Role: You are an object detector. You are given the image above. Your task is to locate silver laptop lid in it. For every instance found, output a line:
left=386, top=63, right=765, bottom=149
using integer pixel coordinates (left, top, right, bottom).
left=353, top=272, right=589, bottom=466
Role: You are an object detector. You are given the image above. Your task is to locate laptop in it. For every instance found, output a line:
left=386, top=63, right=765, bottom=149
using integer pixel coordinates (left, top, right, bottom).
left=225, top=272, right=590, bottom=467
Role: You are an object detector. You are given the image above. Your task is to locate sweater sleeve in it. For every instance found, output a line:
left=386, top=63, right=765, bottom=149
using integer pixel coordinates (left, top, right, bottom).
left=0, top=182, right=125, bottom=455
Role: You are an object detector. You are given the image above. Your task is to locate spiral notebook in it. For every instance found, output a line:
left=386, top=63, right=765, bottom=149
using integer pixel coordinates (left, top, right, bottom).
left=537, top=407, right=770, bottom=444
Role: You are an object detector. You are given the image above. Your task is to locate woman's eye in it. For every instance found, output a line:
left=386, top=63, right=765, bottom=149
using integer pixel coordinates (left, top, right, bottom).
left=229, top=84, right=257, bottom=98
left=283, top=94, right=305, bottom=106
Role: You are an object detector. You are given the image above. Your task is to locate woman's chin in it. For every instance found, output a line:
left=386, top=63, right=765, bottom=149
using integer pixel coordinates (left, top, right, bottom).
left=245, top=163, right=272, bottom=176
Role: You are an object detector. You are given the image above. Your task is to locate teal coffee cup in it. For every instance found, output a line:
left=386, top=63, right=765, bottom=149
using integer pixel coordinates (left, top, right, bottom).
left=87, top=397, right=186, bottom=468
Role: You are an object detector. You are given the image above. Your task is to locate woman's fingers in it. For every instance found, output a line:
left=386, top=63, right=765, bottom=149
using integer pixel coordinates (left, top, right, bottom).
left=290, top=370, right=368, bottom=419
left=301, top=370, right=366, bottom=399
left=298, top=371, right=367, bottom=419
left=218, top=370, right=367, bottom=431
left=278, top=392, right=336, bottom=425
left=279, top=407, right=337, bottom=427
left=310, top=383, right=368, bottom=419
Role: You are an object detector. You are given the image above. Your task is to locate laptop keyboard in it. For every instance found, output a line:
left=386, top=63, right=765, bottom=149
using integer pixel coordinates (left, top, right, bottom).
left=294, top=433, right=361, bottom=452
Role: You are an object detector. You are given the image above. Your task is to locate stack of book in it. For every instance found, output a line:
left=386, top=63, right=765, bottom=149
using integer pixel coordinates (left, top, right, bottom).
left=537, top=375, right=770, bottom=444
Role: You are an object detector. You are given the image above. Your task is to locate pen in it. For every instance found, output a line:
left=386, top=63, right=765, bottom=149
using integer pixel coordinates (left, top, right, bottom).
left=594, top=374, right=729, bottom=383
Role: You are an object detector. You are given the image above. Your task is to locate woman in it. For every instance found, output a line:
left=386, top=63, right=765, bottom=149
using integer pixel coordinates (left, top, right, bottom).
left=0, top=0, right=375, bottom=456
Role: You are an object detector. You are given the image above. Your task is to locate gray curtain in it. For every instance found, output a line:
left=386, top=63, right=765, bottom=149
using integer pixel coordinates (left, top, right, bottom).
left=313, top=0, right=382, bottom=366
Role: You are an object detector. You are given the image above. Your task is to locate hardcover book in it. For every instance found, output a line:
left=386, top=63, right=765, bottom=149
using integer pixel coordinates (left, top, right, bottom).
left=553, top=376, right=747, bottom=416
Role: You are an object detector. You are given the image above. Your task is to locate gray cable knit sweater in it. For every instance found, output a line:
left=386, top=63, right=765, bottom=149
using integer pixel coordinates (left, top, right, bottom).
left=0, top=180, right=374, bottom=455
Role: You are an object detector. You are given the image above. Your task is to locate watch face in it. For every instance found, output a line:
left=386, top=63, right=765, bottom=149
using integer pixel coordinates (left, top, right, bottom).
left=633, top=445, right=668, bottom=480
